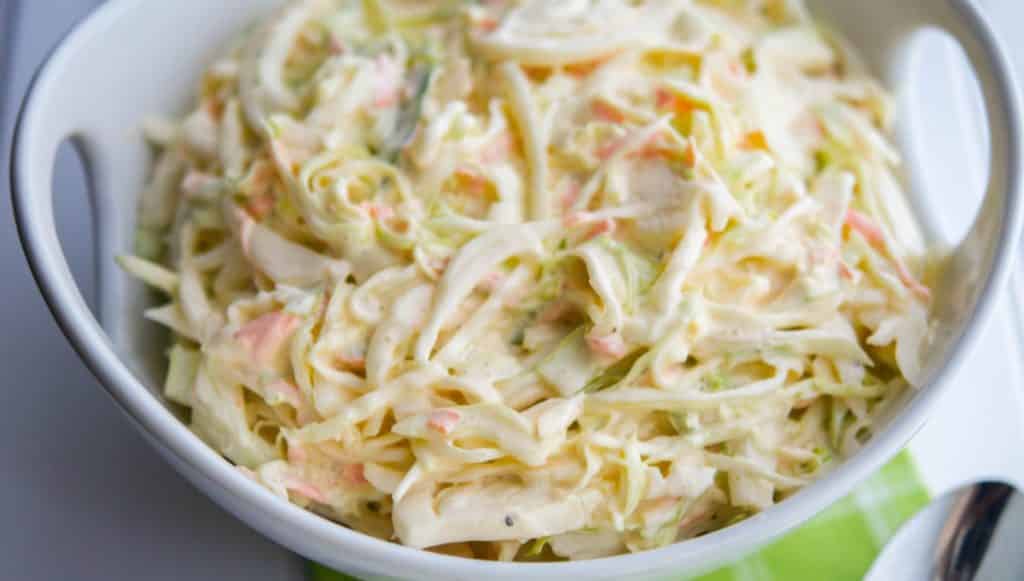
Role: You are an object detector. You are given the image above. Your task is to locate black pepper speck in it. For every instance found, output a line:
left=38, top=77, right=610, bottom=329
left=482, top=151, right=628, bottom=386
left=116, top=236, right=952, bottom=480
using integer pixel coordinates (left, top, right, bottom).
left=504, top=515, right=514, bottom=527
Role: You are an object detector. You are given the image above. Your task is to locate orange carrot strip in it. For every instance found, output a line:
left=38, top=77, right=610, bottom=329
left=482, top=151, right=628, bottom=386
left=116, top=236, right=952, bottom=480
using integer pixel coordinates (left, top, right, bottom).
left=427, top=410, right=461, bottom=435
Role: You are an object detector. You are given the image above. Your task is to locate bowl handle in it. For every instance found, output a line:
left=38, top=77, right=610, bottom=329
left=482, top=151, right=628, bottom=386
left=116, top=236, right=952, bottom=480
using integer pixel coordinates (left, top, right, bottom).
left=806, top=0, right=1024, bottom=261
left=807, top=0, right=1024, bottom=387
left=10, top=54, right=120, bottom=363
left=933, top=0, right=1024, bottom=276
left=915, top=0, right=1024, bottom=367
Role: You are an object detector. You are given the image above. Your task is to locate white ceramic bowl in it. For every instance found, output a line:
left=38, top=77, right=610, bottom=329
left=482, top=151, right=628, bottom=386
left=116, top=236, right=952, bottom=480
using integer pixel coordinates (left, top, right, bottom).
left=11, top=1, right=1024, bottom=579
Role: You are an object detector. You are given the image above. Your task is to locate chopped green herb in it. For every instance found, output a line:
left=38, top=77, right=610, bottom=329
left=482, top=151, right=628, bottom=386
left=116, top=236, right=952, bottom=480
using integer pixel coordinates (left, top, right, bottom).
left=799, top=445, right=834, bottom=474
left=363, top=0, right=392, bottom=34
left=510, top=327, right=526, bottom=347
left=379, top=64, right=434, bottom=163
left=523, top=536, right=550, bottom=557
left=814, top=149, right=831, bottom=172
left=668, top=411, right=688, bottom=435
left=582, top=348, right=648, bottom=394
left=134, top=228, right=165, bottom=261
left=703, top=372, right=730, bottom=392
left=741, top=47, right=757, bottom=74
left=814, top=445, right=833, bottom=464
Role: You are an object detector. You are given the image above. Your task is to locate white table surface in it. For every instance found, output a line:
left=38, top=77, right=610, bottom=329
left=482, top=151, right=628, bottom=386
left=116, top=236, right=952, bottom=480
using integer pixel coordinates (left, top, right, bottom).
left=2, top=2, right=1023, bottom=580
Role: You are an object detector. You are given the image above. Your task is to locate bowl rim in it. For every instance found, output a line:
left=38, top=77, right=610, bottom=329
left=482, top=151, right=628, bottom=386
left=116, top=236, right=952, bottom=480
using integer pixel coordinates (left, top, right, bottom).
left=10, top=0, right=1024, bottom=578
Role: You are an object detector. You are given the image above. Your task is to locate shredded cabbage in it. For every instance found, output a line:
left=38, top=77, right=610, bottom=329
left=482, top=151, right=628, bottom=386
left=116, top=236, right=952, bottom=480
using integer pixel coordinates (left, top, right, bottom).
left=121, top=0, right=936, bottom=562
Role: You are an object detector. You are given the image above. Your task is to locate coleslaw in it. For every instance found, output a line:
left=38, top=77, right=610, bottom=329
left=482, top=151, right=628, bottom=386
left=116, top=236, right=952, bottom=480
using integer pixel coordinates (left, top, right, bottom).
left=121, top=0, right=937, bottom=561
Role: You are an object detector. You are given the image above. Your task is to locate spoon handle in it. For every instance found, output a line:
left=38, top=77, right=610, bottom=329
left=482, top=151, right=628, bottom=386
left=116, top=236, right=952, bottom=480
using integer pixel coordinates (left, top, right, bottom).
left=934, top=482, right=1015, bottom=580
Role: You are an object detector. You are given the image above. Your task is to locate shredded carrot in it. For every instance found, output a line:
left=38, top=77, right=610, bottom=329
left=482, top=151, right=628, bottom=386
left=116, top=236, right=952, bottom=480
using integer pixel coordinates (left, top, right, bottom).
left=538, top=300, right=573, bottom=324
left=655, top=88, right=674, bottom=109
left=235, top=311, right=301, bottom=363
left=203, top=97, right=226, bottom=121
left=655, top=88, right=696, bottom=117
left=637, top=134, right=678, bottom=159
left=246, top=193, right=276, bottom=221
left=587, top=218, right=617, bottom=240
left=329, top=37, right=345, bottom=55
left=845, top=210, right=885, bottom=246
left=560, top=179, right=582, bottom=211
left=373, top=55, right=403, bottom=108
left=288, top=480, right=328, bottom=503
left=288, top=443, right=308, bottom=463
left=269, top=139, right=299, bottom=175
left=845, top=210, right=930, bottom=300
left=598, top=126, right=670, bottom=161
left=480, top=271, right=506, bottom=292
left=565, top=52, right=620, bottom=77
left=337, top=353, right=366, bottom=373
left=455, top=168, right=491, bottom=196
left=480, top=132, right=514, bottom=164
left=682, top=139, right=698, bottom=168
left=586, top=332, right=628, bottom=360
left=241, top=161, right=275, bottom=197
left=430, top=256, right=452, bottom=277
left=895, top=261, right=932, bottom=301
left=361, top=202, right=395, bottom=222
left=792, top=113, right=826, bottom=141
left=477, top=17, right=500, bottom=33
left=563, top=211, right=588, bottom=229
left=814, top=246, right=858, bottom=281
left=596, top=138, right=626, bottom=161
left=427, top=410, right=462, bottom=435
left=839, top=260, right=856, bottom=280
left=592, top=100, right=626, bottom=124
left=236, top=209, right=256, bottom=257
left=740, top=130, right=769, bottom=151
left=342, top=463, right=368, bottom=485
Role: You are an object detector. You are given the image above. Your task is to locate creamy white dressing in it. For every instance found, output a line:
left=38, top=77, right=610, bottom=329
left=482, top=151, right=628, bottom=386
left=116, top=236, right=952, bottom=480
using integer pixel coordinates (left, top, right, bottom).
left=122, top=0, right=935, bottom=562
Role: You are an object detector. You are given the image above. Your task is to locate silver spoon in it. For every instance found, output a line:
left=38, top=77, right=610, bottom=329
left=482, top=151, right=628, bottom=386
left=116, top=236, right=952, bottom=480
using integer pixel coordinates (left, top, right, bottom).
left=866, top=481, right=1024, bottom=580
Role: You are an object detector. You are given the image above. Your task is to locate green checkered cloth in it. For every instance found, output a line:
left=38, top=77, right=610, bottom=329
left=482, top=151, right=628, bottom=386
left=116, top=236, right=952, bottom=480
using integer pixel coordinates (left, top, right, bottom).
left=312, top=452, right=928, bottom=581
